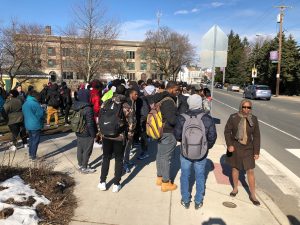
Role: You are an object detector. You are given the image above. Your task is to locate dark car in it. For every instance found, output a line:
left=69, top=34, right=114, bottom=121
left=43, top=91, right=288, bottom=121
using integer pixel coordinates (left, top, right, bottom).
left=243, top=85, right=271, bottom=100
left=215, top=83, right=223, bottom=89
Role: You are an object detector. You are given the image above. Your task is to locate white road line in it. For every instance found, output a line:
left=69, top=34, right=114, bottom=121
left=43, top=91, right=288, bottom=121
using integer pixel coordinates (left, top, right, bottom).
left=214, top=98, right=300, bottom=142
left=286, top=149, right=300, bottom=159
left=257, top=149, right=300, bottom=206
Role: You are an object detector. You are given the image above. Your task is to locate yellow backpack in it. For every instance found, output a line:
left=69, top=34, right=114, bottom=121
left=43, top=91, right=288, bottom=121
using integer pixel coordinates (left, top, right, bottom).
left=146, top=97, right=175, bottom=139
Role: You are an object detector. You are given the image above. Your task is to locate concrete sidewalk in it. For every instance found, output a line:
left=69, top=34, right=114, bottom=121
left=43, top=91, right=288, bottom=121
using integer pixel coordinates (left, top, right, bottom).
left=1, top=132, right=290, bottom=225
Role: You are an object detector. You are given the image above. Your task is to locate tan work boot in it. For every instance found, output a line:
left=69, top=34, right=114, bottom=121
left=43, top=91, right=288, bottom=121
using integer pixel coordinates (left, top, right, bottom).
left=161, top=181, right=177, bottom=192
left=156, top=176, right=163, bottom=186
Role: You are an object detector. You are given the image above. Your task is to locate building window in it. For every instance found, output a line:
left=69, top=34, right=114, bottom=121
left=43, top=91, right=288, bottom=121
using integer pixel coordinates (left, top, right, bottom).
left=140, top=63, right=147, bottom=71
left=47, top=47, right=55, bottom=56
left=126, top=73, right=135, bottom=80
left=63, top=60, right=72, bottom=68
left=48, top=59, right=56, bottom=67
left=140, top=52, right=147, bottom=60
left=127, top=62, right=135, bottom=70
left=151, top=63, right=157, bottom=71
left=79, top=49, right=86, bottom=56
left=62, top=48, right=71, bottom=56
left=62, top=71, right=74, bottom=79
left=126, top=51, right=135, bottom=59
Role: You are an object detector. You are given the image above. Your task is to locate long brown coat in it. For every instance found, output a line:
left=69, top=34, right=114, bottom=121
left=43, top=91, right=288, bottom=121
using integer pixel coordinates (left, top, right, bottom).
left=224, top=113, right=260, bottom=170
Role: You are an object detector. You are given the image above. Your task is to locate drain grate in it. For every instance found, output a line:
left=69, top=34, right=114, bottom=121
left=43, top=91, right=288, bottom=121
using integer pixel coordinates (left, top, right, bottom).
left=222, top=201, right=237, bottom=208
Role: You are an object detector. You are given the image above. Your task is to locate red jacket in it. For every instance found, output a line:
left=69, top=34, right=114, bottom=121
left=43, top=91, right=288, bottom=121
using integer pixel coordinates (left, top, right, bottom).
left=90, top=89, right=101, bottom=119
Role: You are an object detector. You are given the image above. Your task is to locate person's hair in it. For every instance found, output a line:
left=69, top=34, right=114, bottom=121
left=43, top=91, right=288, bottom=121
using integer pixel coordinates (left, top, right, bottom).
left=138, top=80, right=145, bottom=86
left=29, top=90, right=41, bottom=101
left=166, top=81, right=178, bottom=89
left=116, top=84, right=126, bottom=95
left=9, top=89, right=19, bottom=98
left=120, top=79, right=126, bottom=84
left=239, top=99, right=252, bottom=112
left=203, top=88, right=211, bottom=97
left=146, top=78, right=153, bottom=85
left=128, top=88, right=138, bottom=95
left=61, top=81, right=67, bottom=86
left=27, top=85, right=34, bottom=92
left=159, top=82, right=165, bottom=89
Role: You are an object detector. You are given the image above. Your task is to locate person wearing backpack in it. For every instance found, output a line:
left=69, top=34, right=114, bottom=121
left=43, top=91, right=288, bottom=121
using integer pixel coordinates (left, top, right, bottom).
left=98, top=85, right=136, bottom=193
left=72, top=99, right=97, bottom=174
left=152, top=81, right=179, bottom=192
left=174, top=94, right=217, bottom=209
left=60, top=82, right=72, bottom=126
left=46, top=83, right=61, bottom=127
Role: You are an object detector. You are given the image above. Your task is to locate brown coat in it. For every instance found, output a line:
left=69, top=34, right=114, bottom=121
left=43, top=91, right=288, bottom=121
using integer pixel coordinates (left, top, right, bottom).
left=224, top=113, right=260, bottom=170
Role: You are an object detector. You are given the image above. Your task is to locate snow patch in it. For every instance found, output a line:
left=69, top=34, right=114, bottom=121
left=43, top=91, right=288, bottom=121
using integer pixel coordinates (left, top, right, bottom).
left=0, top=175, right=50, bottom=225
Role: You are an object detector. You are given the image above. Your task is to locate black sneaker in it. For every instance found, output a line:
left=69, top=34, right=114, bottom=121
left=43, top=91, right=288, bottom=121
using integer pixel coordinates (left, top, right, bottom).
left=181, top=200, right=190, bottom=209
left=195, top=202, right=203, bottom=210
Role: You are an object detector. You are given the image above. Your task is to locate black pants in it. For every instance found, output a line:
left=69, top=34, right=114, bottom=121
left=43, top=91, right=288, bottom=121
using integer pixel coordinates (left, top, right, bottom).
left=8, top=122, right=27, bottom=146
left=77, top=136, right=94, bottom=168
left=100, top=138, right=125, bottom=185
left=140, top=131, right=148, bottom=153
left=64, top=105, right=71, bottom=123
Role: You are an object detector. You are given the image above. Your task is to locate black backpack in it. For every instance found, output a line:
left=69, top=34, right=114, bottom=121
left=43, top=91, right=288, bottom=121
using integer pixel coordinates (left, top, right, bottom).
left=99, top=99, right=125, bottom=137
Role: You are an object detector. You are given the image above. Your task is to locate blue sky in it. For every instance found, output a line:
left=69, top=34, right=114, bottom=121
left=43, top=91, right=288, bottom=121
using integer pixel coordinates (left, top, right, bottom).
left=0, top=0, right=299, bottom=49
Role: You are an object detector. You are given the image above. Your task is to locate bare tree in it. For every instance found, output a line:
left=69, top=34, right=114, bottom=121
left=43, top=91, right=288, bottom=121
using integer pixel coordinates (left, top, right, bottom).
left=65, top=0, right=119, bottom=82
left=142, top=26, right=195, bottom=80
left=0, top=20, right=46, bottom=89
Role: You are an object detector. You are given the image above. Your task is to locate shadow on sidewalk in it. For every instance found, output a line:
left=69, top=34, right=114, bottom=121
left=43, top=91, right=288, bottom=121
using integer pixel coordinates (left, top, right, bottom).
left=202, top=217, right=227, bottom=225
left=120, top=140, right=158, bottom=189
left=287, top=215, right=300, bottom=225
left=42, top=139, right=77, bottom=159
left=220, top=154, right=250, bottom=195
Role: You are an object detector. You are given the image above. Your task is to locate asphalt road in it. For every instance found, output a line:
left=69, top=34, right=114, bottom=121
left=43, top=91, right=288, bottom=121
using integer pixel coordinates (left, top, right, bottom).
left=211, top=88, right=300, bottom=224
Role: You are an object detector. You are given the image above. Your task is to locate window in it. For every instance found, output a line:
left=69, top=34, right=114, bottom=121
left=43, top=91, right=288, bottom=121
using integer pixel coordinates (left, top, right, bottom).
left=151, top=63, right=157, bottom=71
left=140, top=63, right=147, bottom=71
left=47, top=47, right=55, bottom=56
left=62, top=71, right=74, bottom=79
left=126, top=73, right=135, bottom=80
left=140, top=52, right=147, bottom=60
left=62, top=48, right=71, bottom=56
left=114, top=50, right=124, bottom=59
left=63, top=60, right=72, bottom=68
left=127, top=62, right=135, bottom=70
left=48, top=59, right=56, bottom=67
left=79, top=49, right=86, bottom=56
left=126, top=51, right=135, bottom=59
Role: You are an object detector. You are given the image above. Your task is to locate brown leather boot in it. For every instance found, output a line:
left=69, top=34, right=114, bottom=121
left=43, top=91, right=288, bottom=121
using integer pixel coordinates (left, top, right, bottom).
left=156, top=176, right=163, bottom=186
left=161, top=181, right=177, bottom=192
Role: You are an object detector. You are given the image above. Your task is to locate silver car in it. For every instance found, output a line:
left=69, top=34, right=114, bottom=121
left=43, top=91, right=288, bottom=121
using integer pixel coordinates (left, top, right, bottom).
left=243, top=85, right=272, bottom=100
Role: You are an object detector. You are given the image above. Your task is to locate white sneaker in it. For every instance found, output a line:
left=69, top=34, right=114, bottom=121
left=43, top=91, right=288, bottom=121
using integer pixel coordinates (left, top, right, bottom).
left=97, top=182, right=107, bottom=191
left=24, top=144, right=29, bottom=149
left=112, top=184, right=121, bottom=193
left=9, top=145, right=17, bottom=151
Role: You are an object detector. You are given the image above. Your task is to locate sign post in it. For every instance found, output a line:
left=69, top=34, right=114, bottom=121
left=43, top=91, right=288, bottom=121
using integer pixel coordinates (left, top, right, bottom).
left=200, top=25, right=228, bottom=115
left=252, top=66, right=257, bottom=84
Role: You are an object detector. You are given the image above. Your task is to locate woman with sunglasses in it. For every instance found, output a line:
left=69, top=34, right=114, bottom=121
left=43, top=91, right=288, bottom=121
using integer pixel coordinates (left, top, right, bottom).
left=224, top=99, right=261, bottom=206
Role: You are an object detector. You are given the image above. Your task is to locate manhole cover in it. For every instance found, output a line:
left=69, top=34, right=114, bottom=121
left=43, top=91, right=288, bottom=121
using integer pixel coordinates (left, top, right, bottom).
left=222, top=201, right=237, bottom=208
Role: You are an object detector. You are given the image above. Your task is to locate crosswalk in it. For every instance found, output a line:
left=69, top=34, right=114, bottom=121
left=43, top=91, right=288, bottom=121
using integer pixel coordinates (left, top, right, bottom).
left=285, top=148, right=300, bottom=159
left=256, top=148, right=300, bottom=207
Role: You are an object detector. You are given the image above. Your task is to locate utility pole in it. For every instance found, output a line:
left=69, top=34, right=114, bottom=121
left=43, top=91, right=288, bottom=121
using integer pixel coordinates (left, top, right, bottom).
left=274, top=5, right=290, bottom=96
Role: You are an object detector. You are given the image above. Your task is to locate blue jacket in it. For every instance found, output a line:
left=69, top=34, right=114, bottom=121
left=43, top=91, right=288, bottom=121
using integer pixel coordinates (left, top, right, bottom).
left=0, top=95, right=4, bottom=112
left=22, top=96, right=45, bottom=130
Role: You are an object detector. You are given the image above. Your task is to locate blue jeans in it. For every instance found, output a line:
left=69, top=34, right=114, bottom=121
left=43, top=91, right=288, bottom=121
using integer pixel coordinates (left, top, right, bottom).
left=180, top=155, right=207, bottom=204
left=28, top=130, right=41, bottom=159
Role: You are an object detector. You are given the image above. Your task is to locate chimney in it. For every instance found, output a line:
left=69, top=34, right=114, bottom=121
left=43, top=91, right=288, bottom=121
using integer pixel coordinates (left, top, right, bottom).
left=45, top=26, right=52, bottom=35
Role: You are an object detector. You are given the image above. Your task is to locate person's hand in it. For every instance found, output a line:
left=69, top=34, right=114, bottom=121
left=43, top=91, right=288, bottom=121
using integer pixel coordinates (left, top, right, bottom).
left=254, top=154, right=259, bottom=160
left=228, top=145, right=235, bottom=152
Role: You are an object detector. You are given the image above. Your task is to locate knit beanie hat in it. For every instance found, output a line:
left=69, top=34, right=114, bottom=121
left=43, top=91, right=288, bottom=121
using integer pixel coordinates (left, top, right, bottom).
left=187, top=94, right=203, bottom=110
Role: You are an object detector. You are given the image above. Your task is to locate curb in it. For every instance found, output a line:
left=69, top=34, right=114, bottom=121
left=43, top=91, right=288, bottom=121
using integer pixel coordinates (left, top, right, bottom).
left=257, top=188, right=290, bottom=225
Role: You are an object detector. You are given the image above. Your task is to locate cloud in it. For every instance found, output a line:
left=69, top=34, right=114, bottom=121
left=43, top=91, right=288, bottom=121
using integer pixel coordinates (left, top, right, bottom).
left=174, top=10, right=189, bottom=15
left=119, top=19, right=156, bottom=41
left=174, top=8, right=199, bottom=15
left=211, top=2, right=224, bottom=8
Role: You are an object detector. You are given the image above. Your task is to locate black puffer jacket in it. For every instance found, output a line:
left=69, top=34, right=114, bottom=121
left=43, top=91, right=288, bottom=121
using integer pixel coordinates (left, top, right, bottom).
left=177, top=94, right=189, bottom=114
left=73, top=101, right=97, bottom=138
left=174, top=109, right=217, bottom=150
left=139, top=94, right=155, bottom=131
left=153, top=91, right=177, bottom=133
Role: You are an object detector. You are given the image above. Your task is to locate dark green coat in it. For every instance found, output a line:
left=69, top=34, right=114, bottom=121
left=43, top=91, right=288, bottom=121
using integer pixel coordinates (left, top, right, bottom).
left=4, top=97, right=23, bottom=125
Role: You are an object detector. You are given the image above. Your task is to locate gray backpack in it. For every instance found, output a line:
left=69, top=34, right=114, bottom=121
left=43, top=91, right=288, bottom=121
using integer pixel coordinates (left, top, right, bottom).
left=181, top=113, right=208, bottom=160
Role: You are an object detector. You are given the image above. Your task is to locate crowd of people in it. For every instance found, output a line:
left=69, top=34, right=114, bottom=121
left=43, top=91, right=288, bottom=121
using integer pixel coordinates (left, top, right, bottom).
left=0, top=77, right=261, bottom=208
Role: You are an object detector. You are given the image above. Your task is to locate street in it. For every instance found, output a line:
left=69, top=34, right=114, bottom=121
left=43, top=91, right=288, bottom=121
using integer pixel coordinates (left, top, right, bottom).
left=211, top=88, right=300, bottom=224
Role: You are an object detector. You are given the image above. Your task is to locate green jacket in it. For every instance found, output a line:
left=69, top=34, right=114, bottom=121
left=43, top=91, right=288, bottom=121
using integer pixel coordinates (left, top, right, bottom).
left=4, top=97, right=23, bottom=125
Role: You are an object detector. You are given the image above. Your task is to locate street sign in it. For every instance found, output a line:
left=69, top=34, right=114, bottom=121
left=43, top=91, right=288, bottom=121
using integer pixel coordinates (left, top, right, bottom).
left=200, top=25, right=228, bottom=68
left=252, top=68, right=257, bottom=78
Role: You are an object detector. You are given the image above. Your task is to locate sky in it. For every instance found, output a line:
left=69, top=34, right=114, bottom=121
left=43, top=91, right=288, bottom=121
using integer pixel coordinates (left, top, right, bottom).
left=0, top=0, right=299, bottom=51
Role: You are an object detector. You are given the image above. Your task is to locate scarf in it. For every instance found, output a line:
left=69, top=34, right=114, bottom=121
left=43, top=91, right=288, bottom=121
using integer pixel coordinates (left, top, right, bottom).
left=235, top=112, right=254, bottom=145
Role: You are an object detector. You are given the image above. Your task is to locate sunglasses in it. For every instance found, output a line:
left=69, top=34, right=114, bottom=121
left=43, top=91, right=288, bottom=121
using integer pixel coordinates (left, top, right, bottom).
left=242, top=106, right=252, bottom=109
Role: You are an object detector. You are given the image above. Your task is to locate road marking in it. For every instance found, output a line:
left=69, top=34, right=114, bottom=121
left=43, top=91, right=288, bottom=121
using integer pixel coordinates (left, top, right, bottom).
left=214, top=98, right=300, bottom=142
left=257, top=148, right=300, bottom=206
left=286, top=149, right=300, bottom=159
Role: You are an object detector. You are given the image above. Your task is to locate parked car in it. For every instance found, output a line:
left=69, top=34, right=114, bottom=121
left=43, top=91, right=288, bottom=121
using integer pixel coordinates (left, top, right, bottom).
left=227, top=84, right=240, bottom=92
left=215, top=82, right=223, bottom=89
left=243, top=85, right=271, bottom=100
